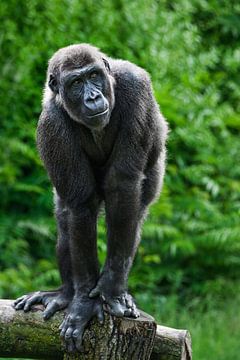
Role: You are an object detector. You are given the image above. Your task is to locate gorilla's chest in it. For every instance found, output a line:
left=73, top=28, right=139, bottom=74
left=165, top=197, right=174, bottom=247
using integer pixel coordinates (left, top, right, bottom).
left=79, top=121, right=118, bottom=168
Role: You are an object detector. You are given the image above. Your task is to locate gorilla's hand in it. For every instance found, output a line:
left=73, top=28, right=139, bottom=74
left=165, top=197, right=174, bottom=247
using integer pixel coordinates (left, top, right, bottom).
left=89, top=276, right=140, bottom=319
left=60, top=296, right=104, bottom=352
left=14, top=289, right=72, bottom=320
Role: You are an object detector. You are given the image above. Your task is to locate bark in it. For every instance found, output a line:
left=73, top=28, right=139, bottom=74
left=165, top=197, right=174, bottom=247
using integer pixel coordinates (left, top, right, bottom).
left=0, top=299, right=191, bottom=360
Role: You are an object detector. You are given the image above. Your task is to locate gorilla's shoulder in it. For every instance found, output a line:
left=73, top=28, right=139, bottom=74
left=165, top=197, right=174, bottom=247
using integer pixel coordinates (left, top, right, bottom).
left=110, top=59, right=151, bottom=93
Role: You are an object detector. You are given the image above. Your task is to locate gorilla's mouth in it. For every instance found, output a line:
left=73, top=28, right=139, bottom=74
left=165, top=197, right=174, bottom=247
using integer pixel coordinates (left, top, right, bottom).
left=86, top=108, right=109, bottom=118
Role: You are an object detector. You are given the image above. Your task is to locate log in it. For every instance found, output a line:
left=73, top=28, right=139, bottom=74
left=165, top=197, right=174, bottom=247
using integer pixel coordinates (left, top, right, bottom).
left=0, top=299, right=192, bottom=360
left=152, top=325, right=192, bottom=360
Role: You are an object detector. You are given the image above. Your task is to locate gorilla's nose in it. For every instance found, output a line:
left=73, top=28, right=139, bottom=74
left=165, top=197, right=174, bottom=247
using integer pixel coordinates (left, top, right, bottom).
left=84, top=91, right=105, bottom=113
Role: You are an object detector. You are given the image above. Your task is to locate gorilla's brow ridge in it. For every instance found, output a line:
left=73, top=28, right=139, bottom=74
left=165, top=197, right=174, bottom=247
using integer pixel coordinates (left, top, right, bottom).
left=60, top=64, right=102, bottom=83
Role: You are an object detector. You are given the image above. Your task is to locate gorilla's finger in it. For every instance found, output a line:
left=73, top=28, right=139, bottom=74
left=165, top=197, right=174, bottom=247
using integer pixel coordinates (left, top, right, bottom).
left=59, top=319, right=66, bottom=331
left=14, top=295, right=27, bottom=306
left=72, top=328, right=80, bottom=338
left=14, top=299, right=27, bottom=310
left=133, top=308, right=140, bottom=318
left=75, top=328, right=85, bottom=352
left=123, top=305, right=139, bottom=318
left=124, top=309, right=133, bottom=317
left=130, top=306, right=140, bottom=318
left=124, top=295, right=139, bottom=317
left=23, top=294, right=41, bottom=312
left=60, top=328, right=66, bottom=338
left=107, top=300, right=124, bottom=317
left=89, top=286, right=100, bottom=298
left=131, top=301, right=138, bottom=313
left=67, top=337, right=75, bottom=353
left=65, top=326, right=74, bottom=340
left=96, top=305, right=104, bottom=324
left=125, top=295, right=134, bottom=309
left=43, top=300, right=60, bottom=320
left=60, top=319, right=69, bottom=337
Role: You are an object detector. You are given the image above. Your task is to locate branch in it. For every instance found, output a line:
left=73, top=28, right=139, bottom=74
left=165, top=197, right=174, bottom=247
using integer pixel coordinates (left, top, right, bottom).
left=0, top=299, right=191, bottom=360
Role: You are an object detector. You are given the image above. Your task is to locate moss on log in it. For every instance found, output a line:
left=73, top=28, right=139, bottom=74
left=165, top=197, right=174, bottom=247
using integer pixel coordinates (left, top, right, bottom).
left=0, top=299, right=191, bottom=360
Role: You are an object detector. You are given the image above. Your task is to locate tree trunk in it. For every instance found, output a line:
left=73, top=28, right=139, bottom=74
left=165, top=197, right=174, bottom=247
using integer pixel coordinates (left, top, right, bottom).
left=0, top=299, right=191, bottom=360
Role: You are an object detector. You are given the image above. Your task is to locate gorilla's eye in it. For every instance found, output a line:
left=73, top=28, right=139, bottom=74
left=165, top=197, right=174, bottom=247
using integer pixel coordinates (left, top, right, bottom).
left=73, top=78, right=83, bottom=85
left=90, top=71, right=98, bottom=79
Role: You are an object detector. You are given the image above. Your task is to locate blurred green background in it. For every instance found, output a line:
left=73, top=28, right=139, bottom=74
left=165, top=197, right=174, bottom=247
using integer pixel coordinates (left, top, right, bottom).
left=0, top=0, right=240, bottom=359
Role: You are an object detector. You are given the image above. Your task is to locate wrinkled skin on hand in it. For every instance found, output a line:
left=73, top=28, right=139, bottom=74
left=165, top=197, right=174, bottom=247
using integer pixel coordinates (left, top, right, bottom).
left=102, top=292, right=140, bottom=319
left=60, top=296, right=104, bottom=352
left=14, top=289, right=72, bottom=320
left=89, top=274, right=140, bottom=319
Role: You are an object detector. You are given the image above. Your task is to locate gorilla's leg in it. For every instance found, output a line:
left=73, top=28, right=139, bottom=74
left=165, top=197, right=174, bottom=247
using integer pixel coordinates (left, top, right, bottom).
left=90, top=161, right=163, bottom=318
left=89, top=169, right=143, bottom=317
left=90, top=205, right=145, bottom=317
left=14, top=195, right=73, bottom=319
left=59, top=194, right=104, bottom=352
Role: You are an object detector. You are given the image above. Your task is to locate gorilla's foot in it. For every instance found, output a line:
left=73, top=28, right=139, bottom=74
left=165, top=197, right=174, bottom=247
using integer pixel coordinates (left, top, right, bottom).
left=90, top=286, right=140, bottom=318
left=14, top=289, right=72, bottom=320
left=104, top=292, right=140, bottom=318
left=60, top=296, right=104, bottom=352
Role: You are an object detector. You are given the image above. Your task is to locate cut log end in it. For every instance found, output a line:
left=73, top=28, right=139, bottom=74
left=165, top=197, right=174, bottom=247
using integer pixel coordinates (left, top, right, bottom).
left=151, top=325, right=192, bottom=360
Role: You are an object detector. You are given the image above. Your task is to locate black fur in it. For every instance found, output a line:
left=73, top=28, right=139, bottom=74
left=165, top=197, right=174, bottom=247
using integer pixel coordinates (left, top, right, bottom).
left=14, top=44, right=168, bottom=352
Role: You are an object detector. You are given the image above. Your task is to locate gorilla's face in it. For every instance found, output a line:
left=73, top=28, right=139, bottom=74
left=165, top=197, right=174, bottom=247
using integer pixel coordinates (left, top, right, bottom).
left=49, top=60, right=115, bottom=130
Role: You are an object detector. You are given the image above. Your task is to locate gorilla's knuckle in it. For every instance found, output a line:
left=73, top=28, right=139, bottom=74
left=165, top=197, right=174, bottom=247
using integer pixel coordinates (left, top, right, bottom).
left=75, top=315, right=82, bottom=321
left=72, top=331, right=79, bottom=338
left=51, top=299, right=58, bottom=306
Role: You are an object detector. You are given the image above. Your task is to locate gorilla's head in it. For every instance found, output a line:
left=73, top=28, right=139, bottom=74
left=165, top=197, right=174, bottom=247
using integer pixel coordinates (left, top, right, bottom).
left=47, top=44, right=115, bottom=130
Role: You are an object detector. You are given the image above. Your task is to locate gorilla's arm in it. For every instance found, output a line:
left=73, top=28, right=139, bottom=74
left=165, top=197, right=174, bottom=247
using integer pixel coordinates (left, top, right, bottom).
left=37, top=103, right=100, bottom=287
left=37, top=104, right=104, bottom=350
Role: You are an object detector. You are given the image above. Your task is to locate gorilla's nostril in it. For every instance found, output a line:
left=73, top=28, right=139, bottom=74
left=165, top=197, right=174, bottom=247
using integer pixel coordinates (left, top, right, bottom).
left=85, top=96, right=106, bottom=114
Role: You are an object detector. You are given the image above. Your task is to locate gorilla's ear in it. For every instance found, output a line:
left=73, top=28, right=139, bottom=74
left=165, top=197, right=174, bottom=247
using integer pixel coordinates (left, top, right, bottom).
left=48, top=74, right=59, bottom=93
left=102, top=58, right=111, bottom=73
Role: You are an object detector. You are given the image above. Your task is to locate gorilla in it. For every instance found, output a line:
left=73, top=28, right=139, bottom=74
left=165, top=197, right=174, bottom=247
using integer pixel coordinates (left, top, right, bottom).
left=14, top=44, right=168, bottom=352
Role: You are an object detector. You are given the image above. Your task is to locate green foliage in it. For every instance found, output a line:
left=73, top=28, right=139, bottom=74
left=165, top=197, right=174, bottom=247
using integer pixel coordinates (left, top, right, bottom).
left=156, top=287, right=240, bottom=360
left=0, top=0, right=240, bottom=336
